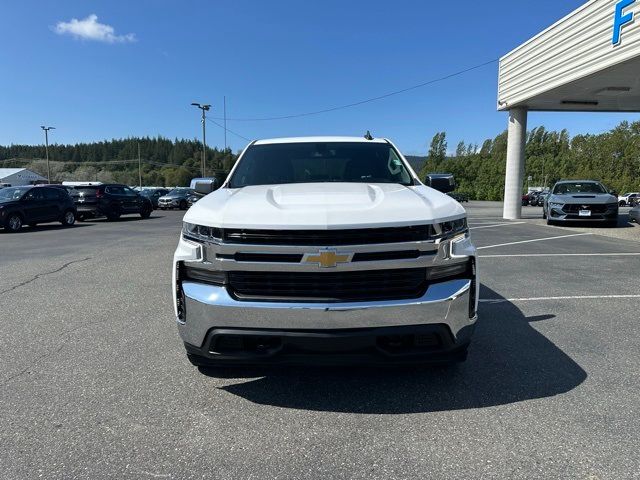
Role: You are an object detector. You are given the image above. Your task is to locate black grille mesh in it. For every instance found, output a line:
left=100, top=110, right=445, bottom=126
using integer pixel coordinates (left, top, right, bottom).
left=228, top=268, right=428, bottom=302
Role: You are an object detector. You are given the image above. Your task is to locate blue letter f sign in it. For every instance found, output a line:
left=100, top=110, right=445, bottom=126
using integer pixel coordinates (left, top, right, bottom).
left=613, top=0, right=635, bottom=45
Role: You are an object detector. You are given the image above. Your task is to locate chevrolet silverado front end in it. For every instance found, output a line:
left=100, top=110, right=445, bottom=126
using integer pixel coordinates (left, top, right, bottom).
left=172, top=136, right=478, bottom=367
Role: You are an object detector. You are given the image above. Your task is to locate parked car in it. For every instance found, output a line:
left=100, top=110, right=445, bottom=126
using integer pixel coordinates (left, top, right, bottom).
left=522, top=193, right=530, bottom=206
left=187, top=194, right=200, bottom=208
left=158, top=188, right=195, bottom=210
left=527, top=191, right=542, bottom=206
left=0, top=185, right=77, bottom=232
left=536, top=192, right=550, bottom=207
left=174, top=135, right=477, bottom=368
left=35, top=183, right=79, bottom=200
left=543, top=180, right=618, bottom=226
left=629, top=204, right=640, bottom=223
left=618, top=192, right=640, bottom=206
left=139, top=188, right=170, bottom=209
left=74, top=184, right=153, bottom=221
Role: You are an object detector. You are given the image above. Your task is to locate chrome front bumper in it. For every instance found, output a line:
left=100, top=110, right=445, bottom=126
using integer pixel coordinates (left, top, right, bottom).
left=178, top=279, right=476, bottom=348
left=173, top=232, right=478, bottom=351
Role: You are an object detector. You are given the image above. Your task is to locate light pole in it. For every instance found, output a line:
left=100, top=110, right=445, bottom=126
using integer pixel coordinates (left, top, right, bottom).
left=191, top=103, right=211, bottom=177
left=138, top=142, right=142, bottom=188
left=41, top=126, right=55, bottom=183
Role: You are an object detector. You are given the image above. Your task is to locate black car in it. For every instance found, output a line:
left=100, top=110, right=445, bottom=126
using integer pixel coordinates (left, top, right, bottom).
left=527, top=191, right=542, bottom=206
left=139, top=188, right=170, bottom=209
left=0, top=185, right=77, bottom=232
left=74, top=184, right=153, bottom=221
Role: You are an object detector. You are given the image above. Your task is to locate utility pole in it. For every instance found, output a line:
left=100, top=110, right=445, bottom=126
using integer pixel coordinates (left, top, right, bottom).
left=223, top=96, right=227, bottom=153
left=40, top=126, right=55, bottom=183
left=138, top=142, right=142, bottom=188
left=191, top=102, right=211, bottom=177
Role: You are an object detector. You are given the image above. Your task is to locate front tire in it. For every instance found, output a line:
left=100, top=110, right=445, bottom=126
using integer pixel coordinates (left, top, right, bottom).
left=619, top=201, right=626, bottom=207
left=179, top=200, right=187, bottom=210
left=61, top=210, right=76, bottom=226
left=140, top=205, right=152, bottom=219
left=5, top=213, right=23, bottom=232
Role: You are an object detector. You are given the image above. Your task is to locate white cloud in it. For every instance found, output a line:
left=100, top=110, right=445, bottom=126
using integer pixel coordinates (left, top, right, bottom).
left=54, top=14, right=136, bottom=44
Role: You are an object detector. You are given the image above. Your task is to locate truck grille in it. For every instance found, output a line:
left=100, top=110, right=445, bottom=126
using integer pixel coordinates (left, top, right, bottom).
left=222, top=225, right=435, bottom=246
left=228, top=268, right=428, bottom=302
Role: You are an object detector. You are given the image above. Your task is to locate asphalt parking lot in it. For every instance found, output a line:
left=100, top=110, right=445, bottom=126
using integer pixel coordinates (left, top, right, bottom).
left=1, top=203, right=639, bottom=480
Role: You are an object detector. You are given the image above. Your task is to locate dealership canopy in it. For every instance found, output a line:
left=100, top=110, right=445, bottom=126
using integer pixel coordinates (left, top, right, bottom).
left=498, top=0, right=640, bottom=219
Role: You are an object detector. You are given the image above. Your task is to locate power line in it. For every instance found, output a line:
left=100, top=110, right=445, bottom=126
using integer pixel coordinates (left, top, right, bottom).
left=206, top=117, right=251, bottom=142
left=211, top=59, right=499, bottom=122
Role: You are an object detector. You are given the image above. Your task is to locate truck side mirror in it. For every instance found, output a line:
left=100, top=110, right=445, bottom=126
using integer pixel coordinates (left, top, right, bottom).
left=425, top=175, right=456, bottom=194
left=192, top=178, right=218, bottom=195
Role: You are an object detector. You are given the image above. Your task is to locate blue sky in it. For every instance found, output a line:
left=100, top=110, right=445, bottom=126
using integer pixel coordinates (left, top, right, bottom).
left=1, top=0, right=638, bottom=155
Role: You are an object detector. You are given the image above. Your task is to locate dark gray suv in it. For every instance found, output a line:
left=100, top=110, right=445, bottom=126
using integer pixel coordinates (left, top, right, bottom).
left=158, top=188, right=194, bottom=210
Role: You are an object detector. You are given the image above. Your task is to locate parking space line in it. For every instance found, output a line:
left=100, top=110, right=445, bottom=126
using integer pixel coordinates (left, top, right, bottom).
left=477, top=233, right=592, bottom=250
left=481, top=253, right=640, bottom=258
left=480, top=295, right=640, bottom=304
left=470, top=222, right=526, bottom=230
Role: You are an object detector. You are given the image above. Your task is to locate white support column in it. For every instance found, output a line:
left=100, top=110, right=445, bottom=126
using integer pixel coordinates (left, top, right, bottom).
left=503, top=107, right=528, bottom=220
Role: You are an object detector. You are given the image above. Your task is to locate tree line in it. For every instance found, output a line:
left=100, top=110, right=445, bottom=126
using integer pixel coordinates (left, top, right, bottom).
left=2, top=121, right=640, bottom=196
left=416, top=120, right=640, bottom=200
left=0, top=137, right=238, bottom=187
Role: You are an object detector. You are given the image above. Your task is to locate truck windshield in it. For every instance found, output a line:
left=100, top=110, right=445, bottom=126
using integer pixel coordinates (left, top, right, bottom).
left=228, top=142, right=414, bottom=188
left=552, top=182, right=607, bottom=194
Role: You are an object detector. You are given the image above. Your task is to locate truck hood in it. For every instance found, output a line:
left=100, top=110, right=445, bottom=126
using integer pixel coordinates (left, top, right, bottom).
left=549, top=193, right=618, bottom=205
left=183, top=183, right=466, bottom=229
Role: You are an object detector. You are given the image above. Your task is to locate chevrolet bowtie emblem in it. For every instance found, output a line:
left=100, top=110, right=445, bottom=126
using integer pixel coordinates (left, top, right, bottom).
left=303, top=249, right=353, bottom=268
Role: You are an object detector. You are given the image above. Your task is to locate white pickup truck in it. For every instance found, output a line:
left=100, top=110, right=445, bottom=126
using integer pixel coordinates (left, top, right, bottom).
left=173, top=136, right=477, bottom=367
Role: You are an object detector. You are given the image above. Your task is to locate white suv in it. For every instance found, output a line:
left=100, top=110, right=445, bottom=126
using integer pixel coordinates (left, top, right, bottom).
left=173, top=136, right=478, bottom=368
left=618, top=192, right=639, bottom=206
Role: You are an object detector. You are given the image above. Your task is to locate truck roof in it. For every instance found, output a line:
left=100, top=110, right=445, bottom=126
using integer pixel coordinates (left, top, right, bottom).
left=253, top=136, right=389, bottom=145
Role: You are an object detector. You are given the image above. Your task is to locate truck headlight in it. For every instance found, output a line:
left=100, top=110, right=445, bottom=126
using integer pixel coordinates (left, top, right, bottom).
left=437, top=217, right=468, bottom=239
left=183, top=222, right=223, bottom=243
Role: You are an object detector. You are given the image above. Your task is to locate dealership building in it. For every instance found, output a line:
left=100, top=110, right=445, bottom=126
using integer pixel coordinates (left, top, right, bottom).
left=0, top=168, right=47, bottom=186
left=499, top=0, right=640, bottom=219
